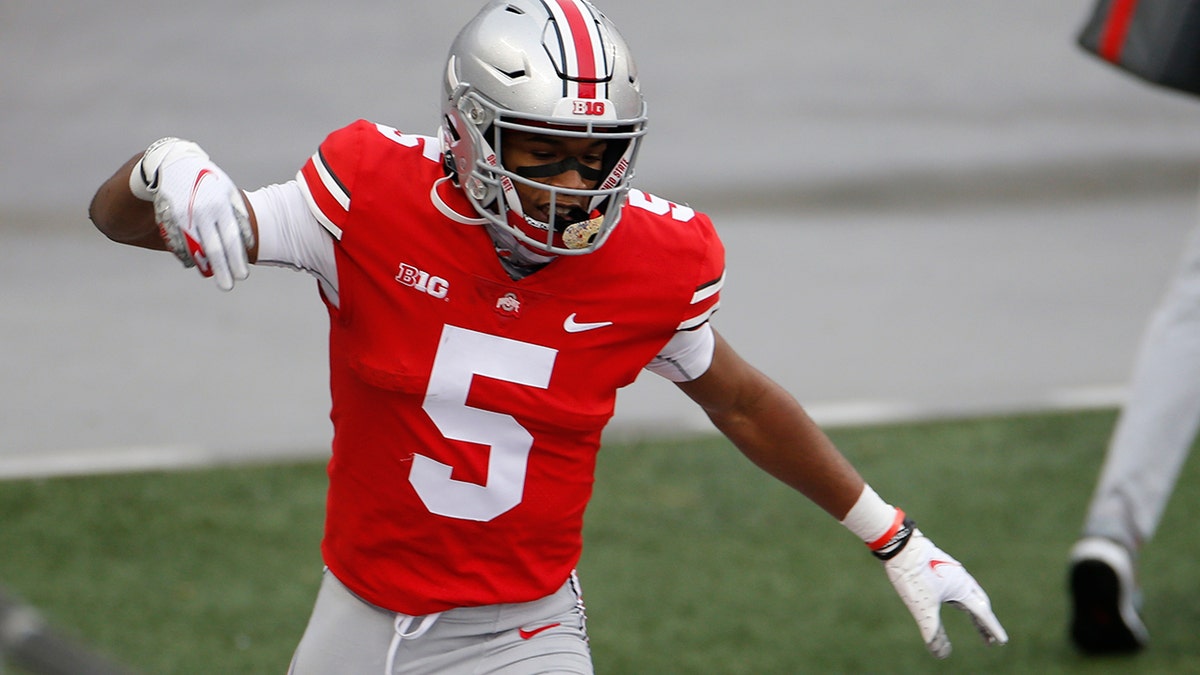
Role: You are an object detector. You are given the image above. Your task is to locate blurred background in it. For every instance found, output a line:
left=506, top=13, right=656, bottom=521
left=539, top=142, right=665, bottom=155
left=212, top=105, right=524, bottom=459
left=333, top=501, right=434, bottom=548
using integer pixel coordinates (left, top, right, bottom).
left=2, top=0, right=1199, bottom=476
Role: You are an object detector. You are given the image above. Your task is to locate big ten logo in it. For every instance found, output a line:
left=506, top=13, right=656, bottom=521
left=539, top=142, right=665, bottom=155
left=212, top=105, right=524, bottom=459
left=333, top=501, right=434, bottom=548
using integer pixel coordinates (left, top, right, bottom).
left=572, top=100, right=606, bottom=116
left=395, top=263, right=450, bottom=300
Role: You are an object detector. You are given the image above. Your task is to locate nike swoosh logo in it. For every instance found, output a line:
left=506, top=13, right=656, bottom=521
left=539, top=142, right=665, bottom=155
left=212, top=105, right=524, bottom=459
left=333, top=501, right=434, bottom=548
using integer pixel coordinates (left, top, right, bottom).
left=518, top=622, right=561, bottom=640
left=186, top=169, right=214, bottom=276
left=564, top=313, right=612, bottom=333
left=929, top=559, right=960, bottom=575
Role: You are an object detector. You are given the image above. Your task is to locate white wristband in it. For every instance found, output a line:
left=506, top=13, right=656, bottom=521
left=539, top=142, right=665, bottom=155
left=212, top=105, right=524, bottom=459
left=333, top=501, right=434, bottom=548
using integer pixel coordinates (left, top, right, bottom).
left=128, top=137, right=208, bottom=201
left=840, top=484, right=902, bottom=547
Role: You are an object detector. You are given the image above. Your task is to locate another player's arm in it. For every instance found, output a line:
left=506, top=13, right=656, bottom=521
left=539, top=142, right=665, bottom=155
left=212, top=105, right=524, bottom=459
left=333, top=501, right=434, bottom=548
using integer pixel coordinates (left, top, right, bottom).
left=89, top=151, right=261, bottom=262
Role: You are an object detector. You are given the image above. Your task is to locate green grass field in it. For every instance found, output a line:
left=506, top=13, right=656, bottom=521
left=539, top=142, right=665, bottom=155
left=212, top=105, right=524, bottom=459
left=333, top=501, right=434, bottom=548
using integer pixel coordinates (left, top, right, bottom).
left=2, top=409, right=1198, bottom=674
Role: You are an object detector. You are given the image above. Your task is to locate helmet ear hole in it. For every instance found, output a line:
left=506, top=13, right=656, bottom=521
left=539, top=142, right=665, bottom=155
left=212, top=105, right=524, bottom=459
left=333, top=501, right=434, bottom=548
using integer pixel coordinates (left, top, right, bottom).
left=443, top=118, right=461, bottom=142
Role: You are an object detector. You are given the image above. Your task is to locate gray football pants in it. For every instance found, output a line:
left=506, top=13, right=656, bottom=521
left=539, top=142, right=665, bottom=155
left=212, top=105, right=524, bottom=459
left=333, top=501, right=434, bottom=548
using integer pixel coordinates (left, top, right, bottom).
left=1083, top=203, right=1200, bottom=553
left=288, top=569, right=593, bottom=675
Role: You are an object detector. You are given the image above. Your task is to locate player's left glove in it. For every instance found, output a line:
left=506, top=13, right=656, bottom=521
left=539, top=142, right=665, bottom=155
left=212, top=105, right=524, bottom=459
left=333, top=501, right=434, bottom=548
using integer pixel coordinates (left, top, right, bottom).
left=879, top=523, right=1009, bottom=658
left=129, top=137, right=254, bottom=291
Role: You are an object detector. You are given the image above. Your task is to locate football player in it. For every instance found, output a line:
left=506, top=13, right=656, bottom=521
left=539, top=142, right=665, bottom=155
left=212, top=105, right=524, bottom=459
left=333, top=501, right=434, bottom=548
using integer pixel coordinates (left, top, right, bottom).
left=1069, top=0, right=1200, bottom=655
left=88, top=1, right=1007, bottom=672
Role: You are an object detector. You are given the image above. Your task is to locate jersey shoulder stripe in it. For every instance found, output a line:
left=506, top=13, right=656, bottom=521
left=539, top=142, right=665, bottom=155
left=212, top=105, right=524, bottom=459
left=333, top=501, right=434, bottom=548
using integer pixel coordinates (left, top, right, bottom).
left=298, top=149, right=349, bottom=239
left=298, top=120, right=437, bottom=241
left=298, top=121, right=370, bottom=240
left=692, top=271, right=724, bottom=304
left=679, top=270, right=725, bottom=330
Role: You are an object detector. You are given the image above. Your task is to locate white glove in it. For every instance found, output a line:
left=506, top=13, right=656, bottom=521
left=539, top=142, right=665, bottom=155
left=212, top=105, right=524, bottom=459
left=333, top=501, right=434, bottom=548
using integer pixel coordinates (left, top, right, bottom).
left=129, top=137, right=254, bottom=291
left=883, top=527, right=1009, bottom=658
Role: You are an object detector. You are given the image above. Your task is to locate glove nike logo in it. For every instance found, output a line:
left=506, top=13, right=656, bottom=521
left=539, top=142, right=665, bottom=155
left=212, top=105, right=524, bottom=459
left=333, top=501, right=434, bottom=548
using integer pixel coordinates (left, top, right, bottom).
left=929, top=559, right=961, bottom=576
left=186, top=169, right=214, bottom=276
left=142, top=163, right=159, bottom=191
left=518, top=623, right=561, bottom=640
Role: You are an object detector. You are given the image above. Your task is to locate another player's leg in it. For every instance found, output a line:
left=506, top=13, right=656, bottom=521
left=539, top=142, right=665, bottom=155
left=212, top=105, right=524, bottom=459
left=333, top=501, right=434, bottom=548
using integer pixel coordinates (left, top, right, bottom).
left=1068, top=537, right=1148, bottom=654
left=1069, top=217, right=1200, bottom=654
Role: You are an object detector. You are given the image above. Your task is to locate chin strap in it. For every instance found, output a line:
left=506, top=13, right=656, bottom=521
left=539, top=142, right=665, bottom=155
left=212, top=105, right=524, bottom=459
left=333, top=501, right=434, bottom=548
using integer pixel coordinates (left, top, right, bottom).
left=429, top=176, right=486, bottom=226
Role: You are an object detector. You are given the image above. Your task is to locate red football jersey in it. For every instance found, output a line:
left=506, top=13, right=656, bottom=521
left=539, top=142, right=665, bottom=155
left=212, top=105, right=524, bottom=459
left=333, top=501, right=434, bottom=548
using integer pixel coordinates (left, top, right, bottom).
left=297, top=119, right=724, bottom=615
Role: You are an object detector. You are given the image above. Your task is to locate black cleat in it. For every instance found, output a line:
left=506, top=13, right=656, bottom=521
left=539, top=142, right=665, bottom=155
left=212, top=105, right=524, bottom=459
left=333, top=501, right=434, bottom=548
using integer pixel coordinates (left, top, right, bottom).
left=1069, top=537, right=1149, bottom=654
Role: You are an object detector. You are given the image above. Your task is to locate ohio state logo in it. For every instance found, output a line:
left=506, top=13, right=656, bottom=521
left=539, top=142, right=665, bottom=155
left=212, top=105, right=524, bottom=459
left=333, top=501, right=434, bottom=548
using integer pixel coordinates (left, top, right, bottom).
left=495, top=292, right=521, bottom=318
left=572, top=100, right=606, bottom=116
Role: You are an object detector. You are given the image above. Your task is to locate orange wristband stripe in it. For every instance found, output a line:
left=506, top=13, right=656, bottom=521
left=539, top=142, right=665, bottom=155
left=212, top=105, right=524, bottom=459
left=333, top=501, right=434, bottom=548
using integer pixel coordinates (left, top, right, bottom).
left=867, top=509, right=906, bottom=551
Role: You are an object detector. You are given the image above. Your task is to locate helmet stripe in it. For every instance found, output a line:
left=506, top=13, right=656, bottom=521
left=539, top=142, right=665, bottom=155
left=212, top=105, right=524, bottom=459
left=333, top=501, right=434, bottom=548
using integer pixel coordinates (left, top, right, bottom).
left=545, top=0, right=603, bottom=99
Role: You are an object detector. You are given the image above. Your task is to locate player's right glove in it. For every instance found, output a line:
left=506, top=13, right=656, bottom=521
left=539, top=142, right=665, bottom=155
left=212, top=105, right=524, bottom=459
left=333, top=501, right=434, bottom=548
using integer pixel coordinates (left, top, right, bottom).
left=878, top=522, right=1009, bottom=658
left=129, top=137, right=254, bottom=291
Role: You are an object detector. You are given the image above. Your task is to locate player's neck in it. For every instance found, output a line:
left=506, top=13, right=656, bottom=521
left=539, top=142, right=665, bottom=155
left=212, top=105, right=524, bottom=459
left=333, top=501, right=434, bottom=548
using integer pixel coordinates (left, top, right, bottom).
left=495, top=254, right=550, bottom=280
left=484, top=221, right=556, bottom=280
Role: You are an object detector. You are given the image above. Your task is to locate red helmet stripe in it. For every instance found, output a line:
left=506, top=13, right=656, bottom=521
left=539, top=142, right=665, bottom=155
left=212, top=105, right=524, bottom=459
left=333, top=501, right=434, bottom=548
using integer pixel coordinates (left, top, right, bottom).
left=548, top=0, right=601, bottom=99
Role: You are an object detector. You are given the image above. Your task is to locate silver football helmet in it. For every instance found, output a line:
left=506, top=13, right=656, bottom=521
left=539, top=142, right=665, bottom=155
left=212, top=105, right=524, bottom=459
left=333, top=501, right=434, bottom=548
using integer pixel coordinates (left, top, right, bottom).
left=440, top=0, right=647, bottom=255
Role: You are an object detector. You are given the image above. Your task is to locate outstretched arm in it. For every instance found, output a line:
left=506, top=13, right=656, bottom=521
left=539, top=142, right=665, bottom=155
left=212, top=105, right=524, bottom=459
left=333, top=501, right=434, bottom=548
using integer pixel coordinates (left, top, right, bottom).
left=676, top=329, right=1008, bottom=658
left=675, top=329, right=864, bottom=519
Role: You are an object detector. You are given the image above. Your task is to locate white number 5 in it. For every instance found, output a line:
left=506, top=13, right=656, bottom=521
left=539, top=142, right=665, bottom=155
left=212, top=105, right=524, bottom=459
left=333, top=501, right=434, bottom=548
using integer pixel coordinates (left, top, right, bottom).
left=412, top=325, right=556, bottom=521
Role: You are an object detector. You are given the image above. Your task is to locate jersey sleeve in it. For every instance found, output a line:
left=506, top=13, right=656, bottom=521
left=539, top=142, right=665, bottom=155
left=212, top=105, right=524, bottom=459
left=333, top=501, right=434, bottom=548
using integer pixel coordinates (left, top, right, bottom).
left=246, top=180, right=340, bottom=305
left=677, top=213, right=725, bottom=332
left=646, top=322, right=715, bottom=381
left=296, top=120, right=372, bottom=241
left=645, top=209, right=726, bottom=381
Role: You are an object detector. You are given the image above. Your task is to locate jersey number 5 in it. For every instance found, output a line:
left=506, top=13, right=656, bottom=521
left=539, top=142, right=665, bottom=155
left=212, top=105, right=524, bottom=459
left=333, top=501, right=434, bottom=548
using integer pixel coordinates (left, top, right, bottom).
left=412, top=325, right=556, bottom=521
